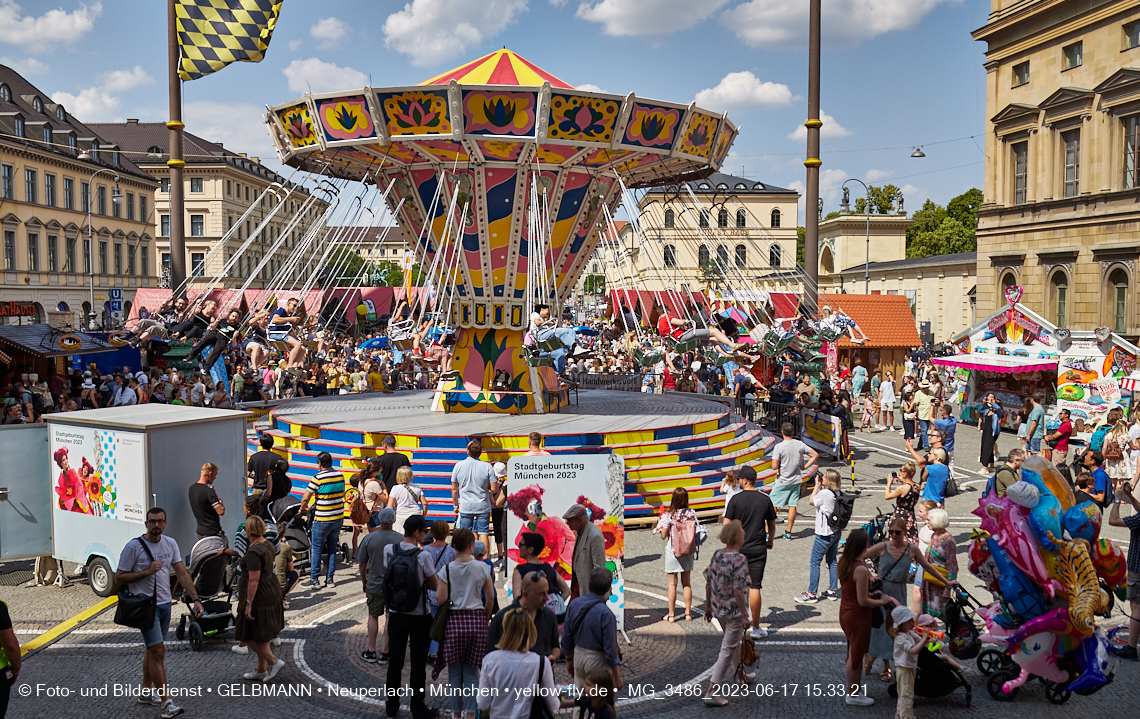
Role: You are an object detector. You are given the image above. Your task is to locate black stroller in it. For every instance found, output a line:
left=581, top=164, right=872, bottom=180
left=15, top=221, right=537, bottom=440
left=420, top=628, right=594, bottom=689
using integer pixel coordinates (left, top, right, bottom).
left=888, top=644, right=973, bottom=707
left=175, top=535, right=236, bottom=651
left=270, top=496, right=312, bottom=577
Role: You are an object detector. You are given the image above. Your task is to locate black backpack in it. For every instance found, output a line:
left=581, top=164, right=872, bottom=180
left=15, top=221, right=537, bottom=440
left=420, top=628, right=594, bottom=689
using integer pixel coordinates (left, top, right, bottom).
left=827, top=490, right=856, bottom=533
left=384, top=545, right=426, bottom=613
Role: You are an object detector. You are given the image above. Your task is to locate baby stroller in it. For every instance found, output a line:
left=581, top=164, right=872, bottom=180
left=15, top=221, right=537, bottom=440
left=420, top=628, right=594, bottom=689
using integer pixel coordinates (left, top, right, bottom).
left=175, top=535, right=236, bottom=651
left=943, top=590, right=983, bottom=660
left=859, top=508, right=892, bottom=571
left=270, top=496, right=312, bottom=577
left=888, top=644, right=973, bottom=707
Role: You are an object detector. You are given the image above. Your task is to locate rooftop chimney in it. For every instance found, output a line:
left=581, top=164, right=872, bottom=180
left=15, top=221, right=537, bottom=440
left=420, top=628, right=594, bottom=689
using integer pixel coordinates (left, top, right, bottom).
left=127, top=118, right=138, bottom=124
left=250, top=157, right=260, bottom=164
left=238, top=153, right=247, bottom=158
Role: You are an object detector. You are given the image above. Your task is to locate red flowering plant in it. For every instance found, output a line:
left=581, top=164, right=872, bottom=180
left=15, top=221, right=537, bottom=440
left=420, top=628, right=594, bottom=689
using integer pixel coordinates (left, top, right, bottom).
left=506, top=483, right=574, bottom=580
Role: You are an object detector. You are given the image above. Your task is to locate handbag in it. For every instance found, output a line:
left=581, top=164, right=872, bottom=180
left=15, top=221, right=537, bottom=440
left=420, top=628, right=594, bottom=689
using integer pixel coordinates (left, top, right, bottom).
left=114, top=537, right=158, bottom=630
left=429, top=565, right=452, bottom=642
left=529, top=653, right=555, bottom=719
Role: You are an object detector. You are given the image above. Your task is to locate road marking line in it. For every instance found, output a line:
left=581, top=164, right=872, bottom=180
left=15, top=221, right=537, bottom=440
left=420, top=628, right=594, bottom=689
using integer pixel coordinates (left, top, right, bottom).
left=19, top=595, right=117, bottom=656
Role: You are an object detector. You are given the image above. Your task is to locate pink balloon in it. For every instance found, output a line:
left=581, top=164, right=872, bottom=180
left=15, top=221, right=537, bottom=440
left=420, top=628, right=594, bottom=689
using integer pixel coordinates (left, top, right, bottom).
left=974, top=493, right=1013, bottom=535
left=1008, top=631, right=1070, bottom=685
left=997, top=504, right=1052, bottom=587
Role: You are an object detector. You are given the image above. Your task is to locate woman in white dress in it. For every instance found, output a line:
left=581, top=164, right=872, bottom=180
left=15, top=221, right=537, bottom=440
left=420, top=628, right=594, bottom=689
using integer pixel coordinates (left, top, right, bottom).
left=385, top=465, right=424, bottom=534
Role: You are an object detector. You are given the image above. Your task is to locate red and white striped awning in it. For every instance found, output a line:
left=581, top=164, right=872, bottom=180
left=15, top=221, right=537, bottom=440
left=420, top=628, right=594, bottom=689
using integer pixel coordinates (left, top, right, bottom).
left=1121, top=371, right=1140, bottom=391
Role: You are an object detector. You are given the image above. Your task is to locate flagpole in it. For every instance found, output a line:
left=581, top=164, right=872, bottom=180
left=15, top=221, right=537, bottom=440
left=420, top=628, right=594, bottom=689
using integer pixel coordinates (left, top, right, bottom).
left=167, top=0, right=187, bottom=295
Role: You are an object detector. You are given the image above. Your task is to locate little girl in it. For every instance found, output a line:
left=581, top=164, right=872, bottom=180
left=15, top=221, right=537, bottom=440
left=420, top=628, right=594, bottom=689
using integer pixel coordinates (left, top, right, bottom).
left=890, top=606, right=925, bottom=719
left=719, top=470, right=741, bottom=510
left=572, top=668, right=616, bottom=719
left=860, top=394, right=875, bottom=432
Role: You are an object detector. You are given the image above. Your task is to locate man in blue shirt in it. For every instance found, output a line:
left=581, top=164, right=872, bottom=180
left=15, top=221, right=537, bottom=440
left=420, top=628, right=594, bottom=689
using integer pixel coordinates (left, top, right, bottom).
left=561, top=568, right=621, bottom=690
left=932, top=403, right=957, bottom=477
left=1025, top=391, right=1046, bottom=455
left=1082, top=449, right=1113, bottom=507
left=906, top=438, right=950, bottom=506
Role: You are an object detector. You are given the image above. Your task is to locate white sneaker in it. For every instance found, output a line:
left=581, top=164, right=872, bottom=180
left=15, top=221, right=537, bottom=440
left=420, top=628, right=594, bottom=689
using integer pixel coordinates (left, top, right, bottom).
left=749, top=626, right=768, bottom=639
left=271, top=637, right=283, bottom=647
left=231, top=644, right=249, bottom=655
left=263, top=658, right=286, bottom=682
left=243, top=670, right=267, bottom=681
left=845, top=695, right=874, bottom=706
left=161, top=700, right=185, bottom=718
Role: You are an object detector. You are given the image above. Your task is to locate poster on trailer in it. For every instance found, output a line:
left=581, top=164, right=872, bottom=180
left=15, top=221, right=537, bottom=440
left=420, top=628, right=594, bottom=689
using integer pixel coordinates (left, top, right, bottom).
left=49, top=424, right=146, bottom=523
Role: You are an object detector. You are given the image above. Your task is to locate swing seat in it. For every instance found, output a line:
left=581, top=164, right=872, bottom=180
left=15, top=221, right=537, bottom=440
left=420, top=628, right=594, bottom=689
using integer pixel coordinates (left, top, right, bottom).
left=634, top=347, right=662, bottom=368
left=713, top=353, right=733, bottom=367
left=270, top=339, right=293, bottom=353
left=816, top=328, right=844, bottom=343
left=391, top=337, right=415, bottom=351
left=534, top=335, right=566, bottom=353
left=522, top=347, right=553, bottom=367
left=672, top=337, right=704, bottom=354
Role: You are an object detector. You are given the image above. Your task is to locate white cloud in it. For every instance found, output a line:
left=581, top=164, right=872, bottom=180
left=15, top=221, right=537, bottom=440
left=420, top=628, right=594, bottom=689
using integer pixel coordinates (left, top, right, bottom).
left=695, top=71, right=794, bottom=113
left=787, top=110, right=852, bottom=141
left=576, top=83, right=605, bottom=93
left=865, top=169, right=892, bottom=183
left=50, top=87, right=120, bottom=121
left=1, top=56, right=48, bottom=75
left=0, top=0, right=102, bottom=49
left=287, top=38, right=303, bottom=51
left=576, top=0, right=730, bottom=36
left=383, top=0, right=529, bottom=67
left=899, top=184, right=926, bottom=213
left=788, top=167, right=850, bottom=218
left=310, top=17, right=349, bottom=48
left=99, top=65, right=152, bottom=93
left=183, top=101, right=278, bottom=160
left=722, top=0, right=958, bottom=50
left=282, top=58, right=367, bottom=94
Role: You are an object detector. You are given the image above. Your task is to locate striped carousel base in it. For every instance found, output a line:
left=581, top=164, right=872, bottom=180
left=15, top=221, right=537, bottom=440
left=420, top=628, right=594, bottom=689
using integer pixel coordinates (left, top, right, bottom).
left=251, top=389, right=782, bottom=522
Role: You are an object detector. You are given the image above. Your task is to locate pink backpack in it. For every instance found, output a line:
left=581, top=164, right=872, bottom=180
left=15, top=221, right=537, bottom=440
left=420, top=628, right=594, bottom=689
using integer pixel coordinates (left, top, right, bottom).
left=672, top=514, right=697, bottom=557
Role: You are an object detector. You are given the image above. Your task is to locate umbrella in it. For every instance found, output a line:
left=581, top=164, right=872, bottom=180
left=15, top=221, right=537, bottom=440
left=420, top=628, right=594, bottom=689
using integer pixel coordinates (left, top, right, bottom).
left=574, top=326, right=600, bottom=336
left=359, top=337, right=389, bottom=350
left=719, top=307, right=750, bottom=323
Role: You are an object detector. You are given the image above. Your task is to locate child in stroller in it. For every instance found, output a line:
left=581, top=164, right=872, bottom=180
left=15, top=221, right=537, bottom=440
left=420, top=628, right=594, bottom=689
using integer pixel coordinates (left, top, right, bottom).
left=175, top=535, right=237, bottom=651
left=888, top=611, right=972, bottom=708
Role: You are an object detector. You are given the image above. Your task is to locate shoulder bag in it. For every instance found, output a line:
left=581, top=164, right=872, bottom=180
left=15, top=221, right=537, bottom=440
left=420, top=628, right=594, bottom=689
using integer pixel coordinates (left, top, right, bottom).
left=114, top=537, right=158, bottom=629
left=529, top=652, right=555, bottom=719
left=429, top=565, right=452, bottom=642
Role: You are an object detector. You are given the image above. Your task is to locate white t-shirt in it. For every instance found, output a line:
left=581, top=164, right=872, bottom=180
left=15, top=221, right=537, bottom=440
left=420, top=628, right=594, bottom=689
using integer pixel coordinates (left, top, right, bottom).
left=812, top=488, right=837, bottom=536
left=1128, top=422, right=1140, bottom=464
left=191, top=381, right=206, bottom=405
left=117, top=534, right=182, bottom=605
left=390, top=483, right=422, bottom=511
left=438, top=558, right=491, bottom=611
left=879, top=380, right=896, bottom=404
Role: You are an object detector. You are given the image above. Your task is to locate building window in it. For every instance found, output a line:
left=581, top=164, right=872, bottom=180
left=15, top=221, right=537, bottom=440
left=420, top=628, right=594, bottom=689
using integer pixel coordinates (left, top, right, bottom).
left=0, top=164, right=11, bottom=199
left=67, top=134, right=76, bottom=152
left=1050, top=271, right=1068, bottom=328
left=770, top=208, right=781, bottom=228
left=192, top=252, right=205, bottom=278
left=1062, top=41, right=1083, bottom=71
left=769, top=244, right=782, bottom=268
left=1110, top=268, right=1129, bottom=332
left=736, top=209, right=746, bottom=228
left=1125, top=115, right=1139, bottom=189
left=24, top=169, right=36, bottom=203
left=112, top=150, right=119, bottom=165
left=161, top=178, right=170, bottom=193
left=63, top=178, right=73, bottom=209
left=141, top=245, right=148, bottom=276
left=65, top=237, right=75, bottom=272
left=699, top=210, right=710, bottom=228
left=698, top=244, right=710, bottom=267
left=97, top=185, right=106, bottom=215
left=83, top=239, right=91, bottom=274
left=245, top=186, right=250, bottom=202
left=735, top=244, right=747, bottom=267
left=99, top=241, right=107, bottom=274
left=81, top=182, right=90, bottom=212
left=1012, top=142, right=1028, bottom=204
left=45, top=174, right=55, bottom=206
left=190, top=214, right=204, bottom=236
left=13, top=116, right=24, bottom=138
left=126, top=192, right=134, bottom=220
left=717, top=208, right=729, bottom=228
left=3, top=231, right=13, bottom=269
left=716, top=244, right=729, bottom=268
left=139, top=195, right=147, bottom=223
left=160, top=215, right=170, bottom=237
left=128, top=244, right=136, bottom=275
left=27, top=233, right=38, bottom=271
left=47, top=235, right=57, bottom=272
left=1062, top=129, right=1080, bottom=198
left=42, top=125, right=51, bottom=143
left=114, top=243, right=121, bottom=275
left=1012, top=61, right=1030, bottom=87
left=0, top=84, right=8, bottom=102
left=663, top=244, right=677, bottom=268
left=226, top=180, right=232, bottom=195
left=1126, top=21, right=1139, bottom=50
left=190, top=177, right=203, bottom=193
left=32, top=96, right=42, bottom=113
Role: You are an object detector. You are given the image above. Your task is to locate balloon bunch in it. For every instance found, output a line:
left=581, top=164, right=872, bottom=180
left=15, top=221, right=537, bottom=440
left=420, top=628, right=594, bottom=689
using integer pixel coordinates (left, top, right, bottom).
left=969, top=457, right=1126, bottom=695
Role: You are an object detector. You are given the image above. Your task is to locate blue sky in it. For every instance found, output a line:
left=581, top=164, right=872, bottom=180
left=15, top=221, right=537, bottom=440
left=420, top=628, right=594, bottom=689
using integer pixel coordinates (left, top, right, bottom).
left=1, top=0, right=991, bottom=220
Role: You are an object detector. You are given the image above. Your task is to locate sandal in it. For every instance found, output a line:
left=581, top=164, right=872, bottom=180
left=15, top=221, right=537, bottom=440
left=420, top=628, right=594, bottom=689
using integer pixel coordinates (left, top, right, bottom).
left=684, top=612, right=693, bottom=622
left=863, top=658, right=874, bottom=676
left=880, top=667, right=893, bottom=682
left=663, top=614, right=676, bottom=623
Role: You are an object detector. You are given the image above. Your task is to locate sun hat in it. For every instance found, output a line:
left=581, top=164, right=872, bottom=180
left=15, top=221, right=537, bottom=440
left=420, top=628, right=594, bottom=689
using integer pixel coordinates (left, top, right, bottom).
left=493, top=462, right=507, bottom=478
left=915, top=613, right=936, bottom=627
left=892, top=605, right=917, bottom=626
left=81, top=379, right=95, bottom=389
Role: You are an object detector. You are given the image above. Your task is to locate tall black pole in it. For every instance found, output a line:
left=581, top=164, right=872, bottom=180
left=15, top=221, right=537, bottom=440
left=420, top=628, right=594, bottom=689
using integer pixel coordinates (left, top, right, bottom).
left=802, top=0, right=822, bottom=319
left=167, top=0, right=187, bottom=294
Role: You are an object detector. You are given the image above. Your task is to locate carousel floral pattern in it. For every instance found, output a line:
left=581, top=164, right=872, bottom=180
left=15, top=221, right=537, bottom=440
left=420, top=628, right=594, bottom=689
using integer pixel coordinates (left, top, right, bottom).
left=623, top=104, right=680, bottom=149
left=381, top=91, right=451, bottom=136
left=277, top=104, right=317, bottom=148
left=464, top=91, right=536, bottom=135
left=679, top=112, right=718, bottom=159
left=318, top=97, right=375, bottom=142
left=547, top=95, right=619, bottom=142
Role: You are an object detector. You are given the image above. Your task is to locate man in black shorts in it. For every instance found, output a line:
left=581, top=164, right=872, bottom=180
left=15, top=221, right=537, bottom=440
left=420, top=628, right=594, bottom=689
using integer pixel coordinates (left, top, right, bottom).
left=722, top=465, right=776, bottom=639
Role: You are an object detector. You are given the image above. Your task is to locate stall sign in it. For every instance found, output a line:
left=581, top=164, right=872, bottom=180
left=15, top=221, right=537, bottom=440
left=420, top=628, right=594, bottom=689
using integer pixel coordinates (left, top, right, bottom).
left=0, top=302, right=36, bottom=317
left=801, top=409, right=847, bottom=459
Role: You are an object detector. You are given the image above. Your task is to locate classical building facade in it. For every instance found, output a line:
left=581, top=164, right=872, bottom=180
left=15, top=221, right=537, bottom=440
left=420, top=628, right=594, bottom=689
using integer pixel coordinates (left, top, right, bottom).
left=601, top=173, right=800, bottom=294
left=0, top=64, right=158, bottom=328
left=89, top=121, right=328, bottom=290
left=973, top=0, right=1140, bottom=333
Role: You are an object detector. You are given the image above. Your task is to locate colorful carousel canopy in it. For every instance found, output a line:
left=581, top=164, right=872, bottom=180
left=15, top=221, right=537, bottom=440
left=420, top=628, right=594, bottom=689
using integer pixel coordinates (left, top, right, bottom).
left=266, top=49, right=737, bottom=330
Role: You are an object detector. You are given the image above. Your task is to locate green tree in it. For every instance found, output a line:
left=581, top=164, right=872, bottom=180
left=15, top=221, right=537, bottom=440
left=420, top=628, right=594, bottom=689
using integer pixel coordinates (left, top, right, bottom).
left=853, top=184, right=903, bottom=215
left=824, top=211, right=842, bottom=221
left=904, top=188, right=983, bottom=258
left=697, top=263, right=725, bottom=289
left=326, top=248, right=374, bottom=286
left=797, top=226, right=805, bottom=267
left=582, top=274, right=606, bottom=295
left=947, top=188, right=984, bottom=232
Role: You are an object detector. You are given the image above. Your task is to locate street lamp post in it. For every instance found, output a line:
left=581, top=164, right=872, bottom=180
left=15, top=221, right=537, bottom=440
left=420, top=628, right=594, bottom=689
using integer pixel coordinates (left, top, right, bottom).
left=77, top=163, right=123, bottom=329
left=840, top=179, right=872, bottom=294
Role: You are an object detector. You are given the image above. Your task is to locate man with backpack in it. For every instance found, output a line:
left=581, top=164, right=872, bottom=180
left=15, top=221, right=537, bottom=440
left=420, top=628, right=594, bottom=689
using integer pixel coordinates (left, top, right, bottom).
left=382, top=515, right=439, bottom=719
left=992, top=449, right=1026, bottom=498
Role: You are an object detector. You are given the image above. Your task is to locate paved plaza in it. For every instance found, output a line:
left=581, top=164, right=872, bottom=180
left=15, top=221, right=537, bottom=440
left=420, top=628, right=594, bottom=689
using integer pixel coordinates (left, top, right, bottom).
left=2, top=424, right=1134, bottom=718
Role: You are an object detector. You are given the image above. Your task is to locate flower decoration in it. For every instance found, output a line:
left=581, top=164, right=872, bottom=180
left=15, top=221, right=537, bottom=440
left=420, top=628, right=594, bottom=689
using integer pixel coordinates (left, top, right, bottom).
left=679, top=112, right=718, bottom=159
left=320, top=98, right=375, bottom=141
left=102, top=488, right=117, bottom=515
left=547, top=95, right=618, bottom=142
left=384, top=91, right=451, bottom=136
left=598, top=516, right=624, bottom=559
left=277, top=105, right=316, bottom=147
left=624, top=105, right=680, bottom=148
left=576, top=495, right=607, bottom=521
left=86, top=474, right=103, bottom=503
left=507, top=484, right=545, bottom=520
left=465, top=91, right=535, bottom=135
left=508, top=515, right=574, bottom=580
left=55, top=470, right=84, bottom=513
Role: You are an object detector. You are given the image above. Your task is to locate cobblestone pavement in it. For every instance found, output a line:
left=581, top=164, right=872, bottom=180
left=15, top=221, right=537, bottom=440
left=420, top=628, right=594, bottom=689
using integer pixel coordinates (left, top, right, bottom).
left=3, top=423, right=1135, bottom=718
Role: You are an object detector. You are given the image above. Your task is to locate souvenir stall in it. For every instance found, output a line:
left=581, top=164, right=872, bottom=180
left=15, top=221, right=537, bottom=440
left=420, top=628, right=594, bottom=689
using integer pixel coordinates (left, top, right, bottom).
left=937, top=287, right=1138, bottom=428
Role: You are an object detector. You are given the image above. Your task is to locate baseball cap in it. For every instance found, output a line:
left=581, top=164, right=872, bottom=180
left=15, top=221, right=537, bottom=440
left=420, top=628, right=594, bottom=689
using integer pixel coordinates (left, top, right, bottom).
left=377, top=507, right=397, bottom=525
left=493, top=462, right=507, bottom=478
left=737, top=465, right=758, bottom=483
left=403, top=514, right=428, bottom=535
left=473, top=540, right=487, bottom=558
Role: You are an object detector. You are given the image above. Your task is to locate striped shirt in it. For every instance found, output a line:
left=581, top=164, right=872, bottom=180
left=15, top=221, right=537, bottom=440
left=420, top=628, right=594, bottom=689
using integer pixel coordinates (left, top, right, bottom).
left=234, top=519, right=280, bottom=558
left=308, top=468, right=346, bottom=522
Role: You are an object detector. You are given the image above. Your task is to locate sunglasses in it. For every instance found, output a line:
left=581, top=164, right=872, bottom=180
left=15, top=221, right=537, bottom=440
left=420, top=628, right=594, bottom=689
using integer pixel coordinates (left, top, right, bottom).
left=888, top=530, right=903, bottom=536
